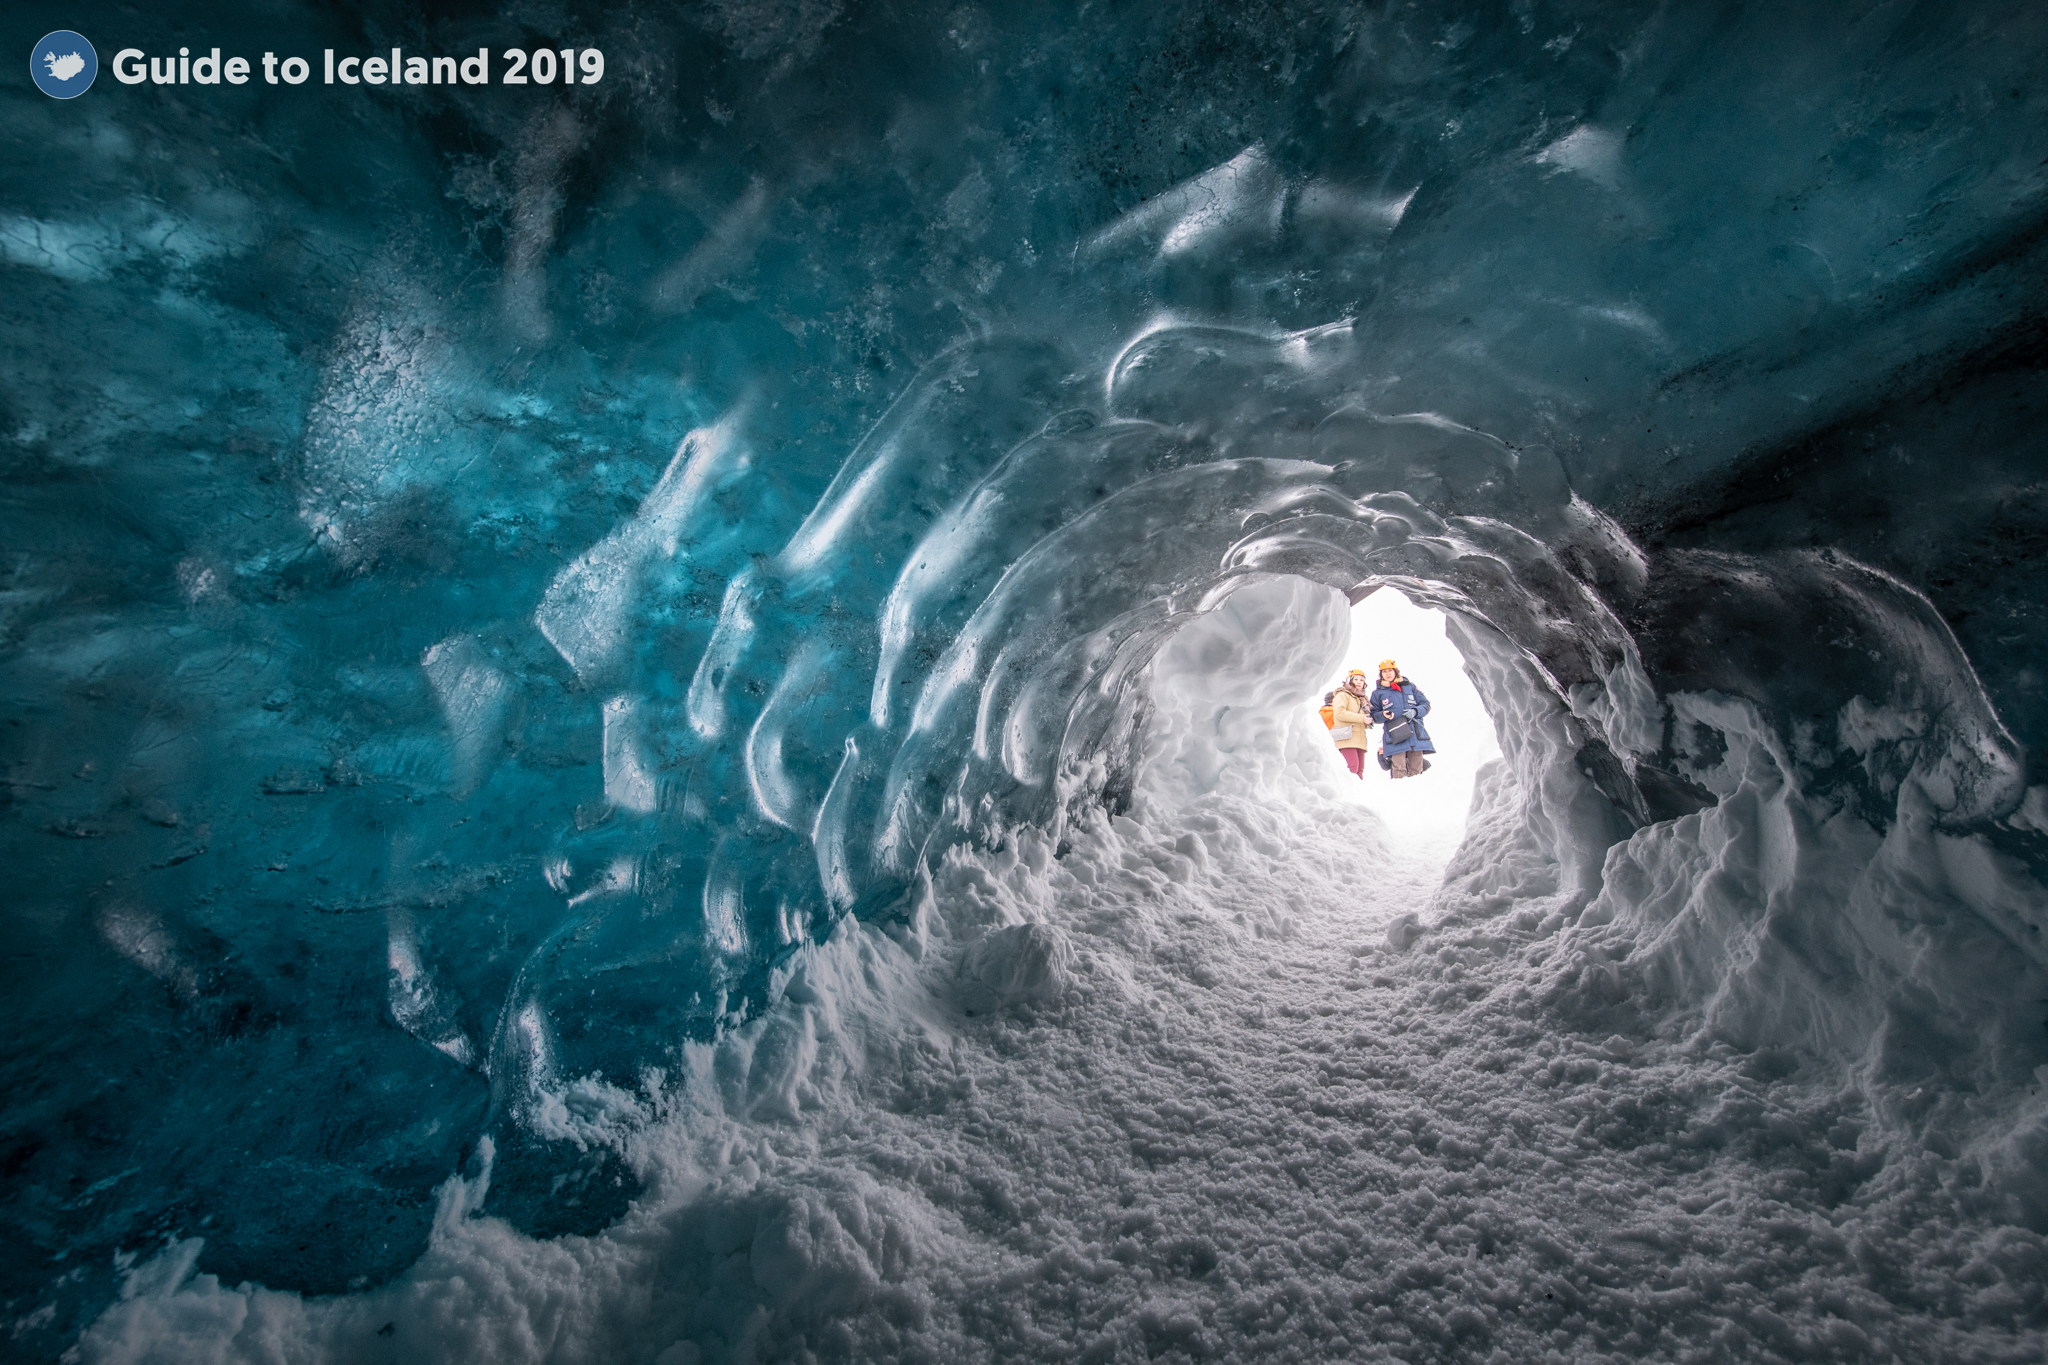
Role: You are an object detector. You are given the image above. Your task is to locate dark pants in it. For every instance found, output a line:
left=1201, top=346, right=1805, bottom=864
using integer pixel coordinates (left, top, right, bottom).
left=1342, top=747, right=1366, bottom=778
left=1389, top=750, right=1430, bottom=779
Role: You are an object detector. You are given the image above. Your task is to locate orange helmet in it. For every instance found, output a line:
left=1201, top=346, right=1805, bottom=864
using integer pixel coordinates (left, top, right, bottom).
left=1378, top=659, right=1398, bottom=672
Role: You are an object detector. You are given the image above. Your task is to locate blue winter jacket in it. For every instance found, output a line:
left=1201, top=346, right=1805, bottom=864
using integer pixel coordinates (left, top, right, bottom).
left=1368, top=679, right=1435, bottom=755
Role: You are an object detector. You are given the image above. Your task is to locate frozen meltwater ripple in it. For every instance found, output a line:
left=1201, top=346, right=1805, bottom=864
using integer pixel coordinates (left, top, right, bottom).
left=2, top=0, right=2047, bottom=1359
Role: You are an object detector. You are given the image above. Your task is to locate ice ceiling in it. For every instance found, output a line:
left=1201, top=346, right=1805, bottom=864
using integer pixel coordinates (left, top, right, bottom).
left=4, top=0, right=2048, bottom=1353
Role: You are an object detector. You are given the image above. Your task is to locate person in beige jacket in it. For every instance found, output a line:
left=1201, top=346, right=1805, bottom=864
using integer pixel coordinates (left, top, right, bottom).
left=1328, top=669, right=1375, bottom=778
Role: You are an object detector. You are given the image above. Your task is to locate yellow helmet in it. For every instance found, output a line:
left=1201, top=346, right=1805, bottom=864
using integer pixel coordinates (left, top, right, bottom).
left=1377, top=658, right=1398, bottom=672
left=1346, top=668, right=1370, bottom=681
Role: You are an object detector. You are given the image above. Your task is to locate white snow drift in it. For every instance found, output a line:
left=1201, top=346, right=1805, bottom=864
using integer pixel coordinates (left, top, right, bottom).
left=72, top=575, right=2048, bottom=1364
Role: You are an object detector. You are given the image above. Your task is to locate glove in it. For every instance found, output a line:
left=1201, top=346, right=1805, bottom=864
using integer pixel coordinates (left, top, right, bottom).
left=1402, top=704, right=1418, bottom=719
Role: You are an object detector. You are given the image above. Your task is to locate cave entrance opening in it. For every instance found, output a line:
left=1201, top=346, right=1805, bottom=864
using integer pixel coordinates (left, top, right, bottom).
left=1330, top=586, right=1503, bottom=864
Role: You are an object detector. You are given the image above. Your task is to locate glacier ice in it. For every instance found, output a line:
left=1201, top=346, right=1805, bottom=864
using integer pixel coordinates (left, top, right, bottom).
left=4, top=0, right=2048, bottom=1359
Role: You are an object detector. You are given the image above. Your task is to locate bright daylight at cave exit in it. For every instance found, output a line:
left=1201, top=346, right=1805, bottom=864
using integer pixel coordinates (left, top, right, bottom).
left=5, top=3, right=2048, bottom=1364
left=1327, top=588, right=1501, bottom=850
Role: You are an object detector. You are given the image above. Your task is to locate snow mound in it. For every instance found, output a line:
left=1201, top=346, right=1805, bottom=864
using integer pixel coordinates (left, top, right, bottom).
left=957, top=922, right=1076, bottom=1014
left=68, top=661, right=2048, bottom=1361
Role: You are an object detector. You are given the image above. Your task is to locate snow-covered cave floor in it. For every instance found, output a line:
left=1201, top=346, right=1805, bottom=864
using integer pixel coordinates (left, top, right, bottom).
left=751, top=815, right=2044, bottom=1365
left=78, top=787, right=2048, bottom=1365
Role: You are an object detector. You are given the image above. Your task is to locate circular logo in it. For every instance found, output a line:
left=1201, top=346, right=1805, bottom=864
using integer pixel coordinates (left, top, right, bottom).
left=31, top=31, right=97, bottom=99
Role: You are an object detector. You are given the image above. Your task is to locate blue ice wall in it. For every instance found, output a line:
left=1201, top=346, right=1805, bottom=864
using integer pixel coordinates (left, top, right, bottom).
left=3, top=0, right=2046, bottom=1353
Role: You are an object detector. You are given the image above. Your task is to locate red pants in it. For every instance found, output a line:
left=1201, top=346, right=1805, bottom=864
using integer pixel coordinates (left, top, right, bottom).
left=1342, top=747, right=1366, bottom=778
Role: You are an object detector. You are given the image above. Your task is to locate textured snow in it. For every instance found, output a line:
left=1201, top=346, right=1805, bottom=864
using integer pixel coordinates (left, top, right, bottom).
left=70, top=589, right=2048, bottom=1360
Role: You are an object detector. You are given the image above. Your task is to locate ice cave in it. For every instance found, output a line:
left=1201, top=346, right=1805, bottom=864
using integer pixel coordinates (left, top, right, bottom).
left=4, top=1, right=2048, bottom=1360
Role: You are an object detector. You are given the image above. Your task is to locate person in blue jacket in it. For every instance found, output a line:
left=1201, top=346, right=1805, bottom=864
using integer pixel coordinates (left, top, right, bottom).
left=1370, top=658, right=1435, bottom=779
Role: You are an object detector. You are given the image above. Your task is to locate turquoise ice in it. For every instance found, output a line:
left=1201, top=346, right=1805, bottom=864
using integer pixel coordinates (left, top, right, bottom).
left=4, top=1, right=2048, bottom=1359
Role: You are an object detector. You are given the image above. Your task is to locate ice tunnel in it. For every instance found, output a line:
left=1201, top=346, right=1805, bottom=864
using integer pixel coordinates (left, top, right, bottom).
left=7, top=1, right=2048, bottom=1360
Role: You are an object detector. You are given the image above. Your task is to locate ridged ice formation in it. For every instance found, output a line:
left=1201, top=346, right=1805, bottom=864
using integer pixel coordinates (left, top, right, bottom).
left=4, top=1, right=2047, bottom=1353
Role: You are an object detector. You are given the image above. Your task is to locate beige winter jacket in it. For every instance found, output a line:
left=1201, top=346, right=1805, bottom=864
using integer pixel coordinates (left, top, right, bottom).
left=1329, top=687, right=1374, bottom=750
